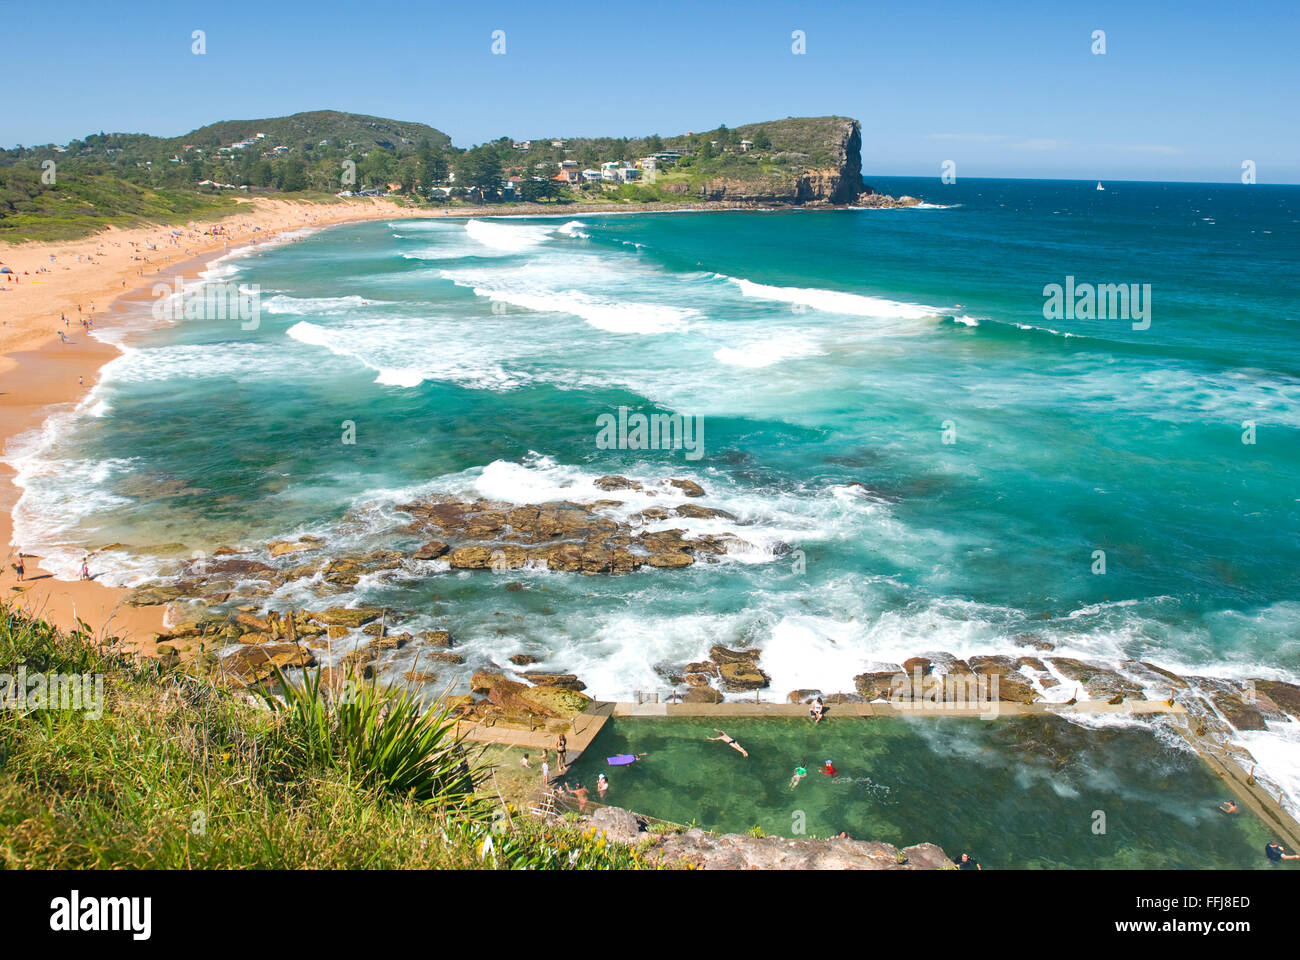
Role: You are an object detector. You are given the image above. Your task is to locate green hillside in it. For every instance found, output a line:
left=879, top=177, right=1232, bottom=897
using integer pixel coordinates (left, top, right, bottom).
left=165, top=109, right=452, bottom=154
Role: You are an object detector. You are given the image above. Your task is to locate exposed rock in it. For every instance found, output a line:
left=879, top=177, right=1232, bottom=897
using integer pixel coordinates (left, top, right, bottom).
left=523, top=673, right=587, bottom=692
left=267, top=540, right=317, bottom=558
left=644, top=828, right=951, bottom=871
left=854, top=671, right=901, bottom=701
left=682, top=686, right=724, bottom=704
left=709, top=645, right=760, bottom=665
left=594, top=475, right=641, bottom=492
left=719, top=660, right=771, bottom=692
left=411, top=540, right=449, bottom=560
left=516, top=685, right=592, bottom=718
left=668, top=478, right=705, bottom=497
left=926, top=652, right=974, bottom=677
left=1254, top=679, right=1300, bottom=719
left=968, top=656, right=1040, bottom=703
left=673, top=504, right=737, bottom=521
left=1190, top=677, right=1271, bottom=731
left=641, top=550, right=693, bottom=568
left=448, top=547, right=494, bottom=570
left=788, top=689, right=822, bottom=703
left=219, top=643, right=315, bottom=685
left=1048, top=658, right=1145, bottom=702
left=510, top=654, right=541, bottom=666
left=420, top=630, right=454, bottom=646
left=306, top=607, right=384, bottom=628
left=902, top=656, right=932, bottom=676
left=586, top=806, right=644, bottom=845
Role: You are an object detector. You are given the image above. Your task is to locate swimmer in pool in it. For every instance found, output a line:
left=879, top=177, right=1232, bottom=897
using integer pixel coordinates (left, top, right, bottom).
left=790, top=765, right=808, bottom=789
left=707, top=729, right=749, bottom=758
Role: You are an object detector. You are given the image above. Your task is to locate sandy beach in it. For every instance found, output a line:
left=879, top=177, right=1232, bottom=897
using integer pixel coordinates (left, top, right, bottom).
left=0, top=196, right=444, bottom=653
left=0, top=194, right=781, bottom=653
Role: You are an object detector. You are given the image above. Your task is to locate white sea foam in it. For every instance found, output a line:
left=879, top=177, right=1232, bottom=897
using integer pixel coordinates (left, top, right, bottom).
left=443, top=268, right=697, bottom=335
left=286, top=321, right=424, bottom=388
left=714, top=334, right=823, bottom=368
left=720, top=274, right=946, bottom=321
left=265, top=294, right=393, bottom=315
left=464, top=218, right=554, bottom=251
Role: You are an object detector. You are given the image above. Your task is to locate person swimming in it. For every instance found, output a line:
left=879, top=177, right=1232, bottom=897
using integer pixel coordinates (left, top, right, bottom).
left=790, top=765, right=808, bottom=789
left=707, top=729, right=749, bottom=757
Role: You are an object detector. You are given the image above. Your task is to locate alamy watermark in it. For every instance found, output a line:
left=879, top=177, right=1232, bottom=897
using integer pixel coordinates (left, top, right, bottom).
left=887, top=667, right=1002, bottom=719
left=152, top=276, right=261, bottom=330
left=595, top=406, right=705, bottom=461
left=1042, top=276, right=1151, bottom=330
left=2, top=666, right=104, bottom=719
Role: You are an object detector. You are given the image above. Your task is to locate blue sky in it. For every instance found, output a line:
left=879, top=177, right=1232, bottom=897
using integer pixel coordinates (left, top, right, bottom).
left=4, top=0, right=1297, bottom=182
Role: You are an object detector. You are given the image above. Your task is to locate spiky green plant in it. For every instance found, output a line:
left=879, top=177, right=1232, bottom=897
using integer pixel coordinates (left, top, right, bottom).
left=257, top=666, right=488, bottom=809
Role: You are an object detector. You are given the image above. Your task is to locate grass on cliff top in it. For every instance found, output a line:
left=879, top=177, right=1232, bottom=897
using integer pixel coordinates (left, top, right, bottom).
left=0, top=604, right=649, bottom=869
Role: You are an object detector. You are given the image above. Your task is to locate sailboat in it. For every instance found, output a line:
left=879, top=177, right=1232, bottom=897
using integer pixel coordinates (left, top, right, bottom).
left=1096, top=181, right=1105, bottom=191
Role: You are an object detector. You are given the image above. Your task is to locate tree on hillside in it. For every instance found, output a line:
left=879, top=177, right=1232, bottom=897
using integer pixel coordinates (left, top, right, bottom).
left=455, top=145, right=503, bottom=197
left=646, top=134, right=664, bottom=153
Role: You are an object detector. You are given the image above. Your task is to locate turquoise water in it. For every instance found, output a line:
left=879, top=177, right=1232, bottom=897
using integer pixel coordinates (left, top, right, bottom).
left=8, top=178, right=1299, bottom=806
left=565, top=716, right=1274, bottom=869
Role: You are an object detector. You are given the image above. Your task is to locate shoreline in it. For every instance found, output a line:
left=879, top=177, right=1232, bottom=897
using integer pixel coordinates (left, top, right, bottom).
left=0, top=194, right=852, bottom=652
left=0, top=197, right=449, bottom=652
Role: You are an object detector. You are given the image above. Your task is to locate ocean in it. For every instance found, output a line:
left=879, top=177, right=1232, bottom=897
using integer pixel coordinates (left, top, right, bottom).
left=9, top=177, right=1299, bottom=805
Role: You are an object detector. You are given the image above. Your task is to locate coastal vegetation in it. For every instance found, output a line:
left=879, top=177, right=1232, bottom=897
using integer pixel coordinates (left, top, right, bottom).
left=0, top=110, right=871, bottom=241
left=0, top=604, right=646, bottom=869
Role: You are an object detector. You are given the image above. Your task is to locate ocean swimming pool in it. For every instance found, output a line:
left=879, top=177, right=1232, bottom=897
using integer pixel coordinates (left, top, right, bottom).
left=565, top=715, right=1276, bottom=869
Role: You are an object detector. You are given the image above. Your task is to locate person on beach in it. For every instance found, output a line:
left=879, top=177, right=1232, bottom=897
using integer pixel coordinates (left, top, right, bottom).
left=13, top=551, right=25, bottom=581
left=540, top=757, right=550, bottom=787
left=810, top=696, right=825, bottom=723
left=79, top=557, right=90, bottom=581
left=596, top=772, right=609, bottom=798
left=1265, top=843, right=1298, bottom=863
left=707, top=729, right=748, bottom=757
left=555, top=734, right=568, bottom=772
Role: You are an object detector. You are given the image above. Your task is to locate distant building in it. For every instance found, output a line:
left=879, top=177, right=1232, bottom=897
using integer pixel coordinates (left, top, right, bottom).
left=552, top=169, right=580, bottom=186
left=551, top=140, right=566, bottom=148
left=739, top=140, right=753, bottom=151
left=512, top=140, right=532, bottom=150
left=638, top=157, right=658, bottom=172
left=581, top=169, right=602, bottom=182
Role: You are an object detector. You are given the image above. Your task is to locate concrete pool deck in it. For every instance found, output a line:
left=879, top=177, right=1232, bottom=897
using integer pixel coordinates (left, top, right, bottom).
left=454, top=696, right=1300, bottom=850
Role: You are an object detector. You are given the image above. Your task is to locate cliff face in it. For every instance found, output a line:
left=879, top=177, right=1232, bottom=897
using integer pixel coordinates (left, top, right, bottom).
left=659, top=117, right=864, bottom=205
